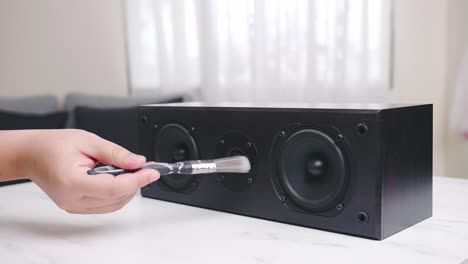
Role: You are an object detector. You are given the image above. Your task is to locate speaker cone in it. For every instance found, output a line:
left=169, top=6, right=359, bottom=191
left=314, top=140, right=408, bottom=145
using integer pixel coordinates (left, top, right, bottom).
left=275, top=127, right=349, bottom=212
left=153, top=124, right=199, bottom=191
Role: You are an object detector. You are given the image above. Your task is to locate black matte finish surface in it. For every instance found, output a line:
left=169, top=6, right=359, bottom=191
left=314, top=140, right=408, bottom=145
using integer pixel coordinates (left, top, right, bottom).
left=75, top=106, right=138, bottom=152
left=138, top=104, right=433, bottom=240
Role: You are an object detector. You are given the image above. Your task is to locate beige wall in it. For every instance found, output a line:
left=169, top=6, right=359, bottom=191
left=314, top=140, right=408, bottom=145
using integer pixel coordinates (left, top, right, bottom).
left=445, top=0, right=468, bottom=178
left=0, top=0, right=129, bottom=103
left=389, top=0, right=448, bottom=176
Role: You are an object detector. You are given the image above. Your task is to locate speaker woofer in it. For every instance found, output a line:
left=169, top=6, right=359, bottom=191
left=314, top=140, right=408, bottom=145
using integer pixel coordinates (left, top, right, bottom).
left=153, top=124, right=199, bottom=191
left=274, top=127, right=349, bottom=213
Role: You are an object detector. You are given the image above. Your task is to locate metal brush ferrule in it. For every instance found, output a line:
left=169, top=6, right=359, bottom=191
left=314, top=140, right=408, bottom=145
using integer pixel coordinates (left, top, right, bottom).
left=189, top=160, right=217, bottom=174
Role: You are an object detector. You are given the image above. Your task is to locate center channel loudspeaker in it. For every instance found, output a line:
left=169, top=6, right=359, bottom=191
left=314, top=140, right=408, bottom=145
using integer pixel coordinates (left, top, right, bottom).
left=138, top=103, right=433, bottom=240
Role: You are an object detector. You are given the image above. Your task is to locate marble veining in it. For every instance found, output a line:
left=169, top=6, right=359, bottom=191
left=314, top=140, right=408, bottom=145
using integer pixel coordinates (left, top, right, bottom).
left=0, top=176, right=467, bottom=264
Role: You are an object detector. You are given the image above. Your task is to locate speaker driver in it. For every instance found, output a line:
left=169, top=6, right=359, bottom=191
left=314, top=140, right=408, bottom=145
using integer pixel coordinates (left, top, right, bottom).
left=274, top=127, right=349, bottom=212
left=215, top=132, right=256, bottom=192
left=153, top=124, right=199, bottom=191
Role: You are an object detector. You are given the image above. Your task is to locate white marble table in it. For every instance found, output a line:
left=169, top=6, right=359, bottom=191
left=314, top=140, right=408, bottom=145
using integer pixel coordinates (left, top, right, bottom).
left=0, top=176, right=467, bottom=264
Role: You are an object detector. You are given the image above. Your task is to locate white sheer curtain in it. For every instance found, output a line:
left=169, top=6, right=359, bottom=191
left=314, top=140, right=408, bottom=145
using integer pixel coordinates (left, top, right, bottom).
left=126, top=0, right=391, bottom=103
left=451, top=47, right=468, bottom=139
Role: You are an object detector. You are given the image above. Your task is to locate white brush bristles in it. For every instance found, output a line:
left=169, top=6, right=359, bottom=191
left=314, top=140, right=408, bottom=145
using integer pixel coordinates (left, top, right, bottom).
left=214, top=156, right=251, bottom=173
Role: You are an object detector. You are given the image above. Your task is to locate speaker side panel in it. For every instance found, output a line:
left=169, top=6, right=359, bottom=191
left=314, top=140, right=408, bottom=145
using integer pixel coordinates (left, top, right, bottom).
left=380, top=105, right=433, bottom=239
left=138, top=106, right=383, bottom=239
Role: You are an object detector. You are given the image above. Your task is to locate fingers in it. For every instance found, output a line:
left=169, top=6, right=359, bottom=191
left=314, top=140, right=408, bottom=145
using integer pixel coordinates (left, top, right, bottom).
left=79, top=131, right=146, bottom=169
left=76, top=156, right=99, bottom=169
left=76, top=168, right=160, bottom=199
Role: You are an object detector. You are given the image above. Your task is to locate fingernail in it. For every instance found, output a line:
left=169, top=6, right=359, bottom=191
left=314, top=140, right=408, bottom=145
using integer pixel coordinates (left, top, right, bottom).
left=128, top=154, right=145, bottom=164
left=149, top=171, right=160, bottom=182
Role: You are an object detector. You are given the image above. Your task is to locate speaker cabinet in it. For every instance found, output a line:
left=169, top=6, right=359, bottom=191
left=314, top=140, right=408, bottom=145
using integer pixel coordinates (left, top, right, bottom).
left=138, top=103, right=432, bottom=240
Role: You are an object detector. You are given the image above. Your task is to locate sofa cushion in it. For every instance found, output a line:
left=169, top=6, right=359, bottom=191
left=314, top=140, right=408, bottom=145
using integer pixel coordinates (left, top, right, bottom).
left=0, top=95, right=58, bottom=114
left=75, top=106, right=139, bottom=153
left=64, top=93, right=185, bottom=128
left=0, top=110, right=68, bottom=130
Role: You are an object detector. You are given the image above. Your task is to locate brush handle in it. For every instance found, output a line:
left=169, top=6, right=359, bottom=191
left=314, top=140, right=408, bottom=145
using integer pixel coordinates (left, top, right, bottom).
left=87, top=162, right=192, bottom=176
left=87, top=157, right=246, bottom=176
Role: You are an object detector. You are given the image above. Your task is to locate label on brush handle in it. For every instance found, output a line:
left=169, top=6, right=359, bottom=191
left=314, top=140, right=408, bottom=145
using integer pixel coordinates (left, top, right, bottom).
left=143, top=162, right=194, bottom=175
left=189, top=161, right=216, bottom=174
left=169, top=162, right=194, bottom=174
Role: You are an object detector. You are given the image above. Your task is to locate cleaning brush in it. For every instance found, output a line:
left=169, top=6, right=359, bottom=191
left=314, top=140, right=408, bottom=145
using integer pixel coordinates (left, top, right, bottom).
left=87, top=156, right=251, bottom=176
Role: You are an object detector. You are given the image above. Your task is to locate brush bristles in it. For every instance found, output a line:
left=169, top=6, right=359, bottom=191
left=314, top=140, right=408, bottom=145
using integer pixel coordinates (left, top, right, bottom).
left=214, top=156, right=251, bottom=173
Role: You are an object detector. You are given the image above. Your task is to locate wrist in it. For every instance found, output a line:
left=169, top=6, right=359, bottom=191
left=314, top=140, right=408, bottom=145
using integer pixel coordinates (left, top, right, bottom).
left=1, top=130, right=41, bottom=182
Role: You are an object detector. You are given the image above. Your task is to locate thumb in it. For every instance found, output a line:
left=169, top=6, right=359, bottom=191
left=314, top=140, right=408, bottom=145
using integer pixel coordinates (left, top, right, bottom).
left=80, top=131, right=146, bottom=169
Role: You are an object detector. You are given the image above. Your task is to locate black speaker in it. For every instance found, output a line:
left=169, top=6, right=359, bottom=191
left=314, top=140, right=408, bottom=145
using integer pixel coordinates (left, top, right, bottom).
left=138, top=103, right=432, bottom=240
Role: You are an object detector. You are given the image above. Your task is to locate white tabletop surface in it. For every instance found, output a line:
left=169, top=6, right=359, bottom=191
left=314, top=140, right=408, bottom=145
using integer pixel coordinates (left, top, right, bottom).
left=0, top=176, right=467, bottom=264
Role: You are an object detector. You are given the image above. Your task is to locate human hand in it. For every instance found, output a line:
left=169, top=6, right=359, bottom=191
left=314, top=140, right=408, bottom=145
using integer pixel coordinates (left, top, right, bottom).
left=18, top=129, right=159, bottom=214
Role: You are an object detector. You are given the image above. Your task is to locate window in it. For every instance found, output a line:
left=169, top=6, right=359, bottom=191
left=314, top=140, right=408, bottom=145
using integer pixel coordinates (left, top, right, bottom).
left=125, top=0, right=392, bottom=103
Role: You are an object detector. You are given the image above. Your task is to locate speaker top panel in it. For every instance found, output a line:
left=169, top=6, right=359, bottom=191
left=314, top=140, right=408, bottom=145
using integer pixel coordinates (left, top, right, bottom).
left=140, top=102, right=428, bottom=112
